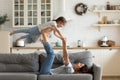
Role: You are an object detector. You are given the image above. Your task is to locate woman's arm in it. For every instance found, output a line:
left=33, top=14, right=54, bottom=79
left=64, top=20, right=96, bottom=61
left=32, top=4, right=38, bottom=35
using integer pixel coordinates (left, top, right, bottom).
left=62, top=39, right=70, bottom=65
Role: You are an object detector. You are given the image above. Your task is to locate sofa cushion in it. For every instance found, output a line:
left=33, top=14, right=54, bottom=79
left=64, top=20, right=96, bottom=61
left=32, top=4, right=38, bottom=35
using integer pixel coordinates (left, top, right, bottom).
left=0, top=53, right=39, bottom=72
left=39, top=52, right=64, bottom=64
left=39, top=52, right=64, bottom=69
left=0, top=73, right=37, bottom=80
left=38, top=74, right=92, bottom=80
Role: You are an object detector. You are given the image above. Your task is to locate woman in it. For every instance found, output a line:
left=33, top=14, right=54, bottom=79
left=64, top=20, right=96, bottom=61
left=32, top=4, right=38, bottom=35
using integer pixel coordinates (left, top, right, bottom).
left=51, top=39, right=89, bottom=74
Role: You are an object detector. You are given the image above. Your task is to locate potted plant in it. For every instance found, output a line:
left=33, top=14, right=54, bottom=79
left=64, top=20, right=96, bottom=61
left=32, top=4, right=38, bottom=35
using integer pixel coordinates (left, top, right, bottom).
left=0, top=14, right=9, bottom=30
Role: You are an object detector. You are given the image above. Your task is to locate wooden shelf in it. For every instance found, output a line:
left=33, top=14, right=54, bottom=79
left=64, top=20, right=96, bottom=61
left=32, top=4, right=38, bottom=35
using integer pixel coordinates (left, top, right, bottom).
left=93, top=10, right=120, bottom=13
left=11, top=46, right=120, bottom=50
left=93, top=24, right=120, bottom=27
left=93, top=24, right=120, bottom=31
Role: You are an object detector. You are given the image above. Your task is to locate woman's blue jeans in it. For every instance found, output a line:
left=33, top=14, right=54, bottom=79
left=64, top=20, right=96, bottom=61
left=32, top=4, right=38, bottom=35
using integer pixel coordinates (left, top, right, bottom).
left=40, top=42, right=55, bottom=75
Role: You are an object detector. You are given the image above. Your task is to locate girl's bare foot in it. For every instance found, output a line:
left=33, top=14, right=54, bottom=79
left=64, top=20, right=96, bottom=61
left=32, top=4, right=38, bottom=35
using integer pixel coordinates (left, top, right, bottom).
left=10, top=32, right=13, bottom=36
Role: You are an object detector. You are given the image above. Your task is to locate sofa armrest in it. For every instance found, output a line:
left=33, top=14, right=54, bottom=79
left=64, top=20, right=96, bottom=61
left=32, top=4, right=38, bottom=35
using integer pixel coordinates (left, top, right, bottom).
left=93, top=63, right=102, bottom=80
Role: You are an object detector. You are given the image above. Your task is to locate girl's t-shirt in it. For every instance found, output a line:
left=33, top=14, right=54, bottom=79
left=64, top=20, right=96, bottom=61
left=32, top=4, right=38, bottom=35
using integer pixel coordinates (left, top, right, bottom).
left=39, top=21, right=57, bottom=31
left=51, top=62, right=74, bottom=74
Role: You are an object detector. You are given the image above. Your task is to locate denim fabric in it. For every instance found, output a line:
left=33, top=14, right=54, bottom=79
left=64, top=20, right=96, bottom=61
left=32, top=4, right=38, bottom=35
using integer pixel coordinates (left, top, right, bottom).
left=40, top=42, right=55, bottom=75
left=14, top=26, right=41, bottom=43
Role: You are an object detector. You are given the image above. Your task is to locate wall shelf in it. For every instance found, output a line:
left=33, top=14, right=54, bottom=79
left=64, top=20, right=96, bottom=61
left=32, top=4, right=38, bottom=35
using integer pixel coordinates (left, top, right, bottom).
left=93, top=10, right=120, bottom=13
left=11, top=46, right=120, bottom=51
left=93, top=24, right=120, bottom=27
left=93, top=10, right=120, bottom=17
left=93, top=24, right=120, bottom=31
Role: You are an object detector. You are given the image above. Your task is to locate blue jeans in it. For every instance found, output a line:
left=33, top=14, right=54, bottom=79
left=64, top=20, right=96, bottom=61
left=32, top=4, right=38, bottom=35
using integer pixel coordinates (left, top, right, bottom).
left=14, top=26, right=40, bottom=43
left=40, top=42, right=55, bottom=75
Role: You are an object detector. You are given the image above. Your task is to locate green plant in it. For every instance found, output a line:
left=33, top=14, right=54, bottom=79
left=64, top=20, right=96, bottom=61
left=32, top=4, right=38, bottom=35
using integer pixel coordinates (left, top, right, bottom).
left=0, top=14, right=9, bottom=25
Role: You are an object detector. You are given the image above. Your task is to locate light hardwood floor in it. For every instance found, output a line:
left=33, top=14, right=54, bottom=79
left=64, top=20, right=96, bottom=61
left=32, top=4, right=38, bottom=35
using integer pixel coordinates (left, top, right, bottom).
left=102, top=76, right=120, bottom=80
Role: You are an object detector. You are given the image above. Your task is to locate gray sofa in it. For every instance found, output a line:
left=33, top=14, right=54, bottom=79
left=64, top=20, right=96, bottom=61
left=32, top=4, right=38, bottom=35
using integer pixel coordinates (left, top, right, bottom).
left=0, top=51, right=102, bottom=80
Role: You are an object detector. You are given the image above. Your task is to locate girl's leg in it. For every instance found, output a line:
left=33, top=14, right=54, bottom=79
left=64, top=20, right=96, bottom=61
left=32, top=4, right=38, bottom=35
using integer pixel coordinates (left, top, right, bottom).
left=13, top=28, right=30, bottom=34
left=39, top=42, right=55, bottom=74
left=22, top=35, right=33, bottom=43
left=13, top=26, right=39, bottom=34
left=16, top=35, right=33, bottom=44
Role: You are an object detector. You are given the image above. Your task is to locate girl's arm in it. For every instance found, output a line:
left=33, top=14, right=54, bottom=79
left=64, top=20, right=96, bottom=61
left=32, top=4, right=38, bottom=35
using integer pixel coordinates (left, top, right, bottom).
left=53, top=27, right=64, bottom=40
left=54, top=30, right=62, bottom=39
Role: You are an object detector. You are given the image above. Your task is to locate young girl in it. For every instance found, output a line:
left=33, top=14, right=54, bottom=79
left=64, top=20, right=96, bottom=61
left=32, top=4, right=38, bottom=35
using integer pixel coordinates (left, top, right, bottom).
left=10, top=16, right=67, bottom=74
left=10, top=16, right=66, bottom=44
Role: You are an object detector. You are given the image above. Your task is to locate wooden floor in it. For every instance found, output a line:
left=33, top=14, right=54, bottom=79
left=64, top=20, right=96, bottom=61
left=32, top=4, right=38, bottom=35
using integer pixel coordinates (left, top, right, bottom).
left=102, top=76, right=120, bottom=80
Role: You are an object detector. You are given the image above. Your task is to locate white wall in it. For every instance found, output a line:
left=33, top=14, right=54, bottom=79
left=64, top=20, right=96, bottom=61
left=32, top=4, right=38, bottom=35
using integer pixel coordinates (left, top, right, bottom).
left=52, top=0, right=120, bottom=47
left=0, top=0, right=13, bottom=29
left=0, top=0, right=120, bottom=47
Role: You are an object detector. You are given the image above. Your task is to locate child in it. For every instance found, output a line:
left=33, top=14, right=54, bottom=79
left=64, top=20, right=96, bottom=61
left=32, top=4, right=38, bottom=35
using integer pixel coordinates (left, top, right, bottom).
left=10, top=16, right=66, bottom=44
left=10, top=16, right=67, bottom=75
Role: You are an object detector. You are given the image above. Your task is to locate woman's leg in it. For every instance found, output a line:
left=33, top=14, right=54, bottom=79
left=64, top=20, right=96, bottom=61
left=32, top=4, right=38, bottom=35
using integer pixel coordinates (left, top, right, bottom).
left=39, top=42, right=55, bottom=74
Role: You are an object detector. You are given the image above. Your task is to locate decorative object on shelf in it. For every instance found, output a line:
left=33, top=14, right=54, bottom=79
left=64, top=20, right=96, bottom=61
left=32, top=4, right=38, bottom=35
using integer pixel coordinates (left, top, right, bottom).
left=102, top=16, right=108, bottom=24
left=77, top=40, right=82, bottom=47
left=0, top=14, right=9, bottom=30
left=55, top=40, right=61, bottom=47
left=101, top=36, right=109, bottom=47
left=107, top=40, right=115, bottom=47
left=93, top=5, right=98, bottom=11
left=106, top=2, right=111, bottom=10
left=97, top=16, right=108, bottom=24
left=93, top=2, right=120, bottom=11
left=16, top=40, right=25, bottom=47
left=98, top=36, right=115, bottom=47
left=97, top=16, right=120, bottom=25
left=74, top=3, right=88, bottom=15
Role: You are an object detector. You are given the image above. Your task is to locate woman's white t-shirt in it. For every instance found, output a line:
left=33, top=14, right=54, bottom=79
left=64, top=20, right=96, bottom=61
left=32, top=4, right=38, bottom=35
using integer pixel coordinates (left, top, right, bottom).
left=51, top=63, right=74, bottom=74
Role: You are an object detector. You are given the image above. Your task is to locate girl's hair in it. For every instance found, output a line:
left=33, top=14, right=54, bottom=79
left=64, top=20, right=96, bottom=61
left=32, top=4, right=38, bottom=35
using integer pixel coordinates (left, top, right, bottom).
left=54, top=16, right=67, bottom=24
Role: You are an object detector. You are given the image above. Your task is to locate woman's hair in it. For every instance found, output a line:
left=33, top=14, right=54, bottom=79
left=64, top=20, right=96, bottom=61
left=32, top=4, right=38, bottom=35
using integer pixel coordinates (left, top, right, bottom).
left=74, top=64, right=90, bottom=74
left=78, top=65, right=89, bottom=73
left=54, top=16, right=67, bottom=24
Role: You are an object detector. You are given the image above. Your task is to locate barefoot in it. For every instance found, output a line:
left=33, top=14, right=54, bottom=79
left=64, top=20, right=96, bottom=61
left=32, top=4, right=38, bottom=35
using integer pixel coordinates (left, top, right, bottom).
left=10, top=32, right=13, bottom=36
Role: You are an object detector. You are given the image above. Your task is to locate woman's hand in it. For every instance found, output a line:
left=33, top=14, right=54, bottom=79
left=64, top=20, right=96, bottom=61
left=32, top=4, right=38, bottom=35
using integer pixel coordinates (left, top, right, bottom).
left=62, top=37, right=67, bottom=47
left=62, top=37, right=67, bottom=42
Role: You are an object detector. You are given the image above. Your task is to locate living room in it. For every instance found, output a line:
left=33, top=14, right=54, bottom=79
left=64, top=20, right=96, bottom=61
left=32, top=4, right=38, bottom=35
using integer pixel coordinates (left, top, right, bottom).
left=0, top=0, right=120, bottom=80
